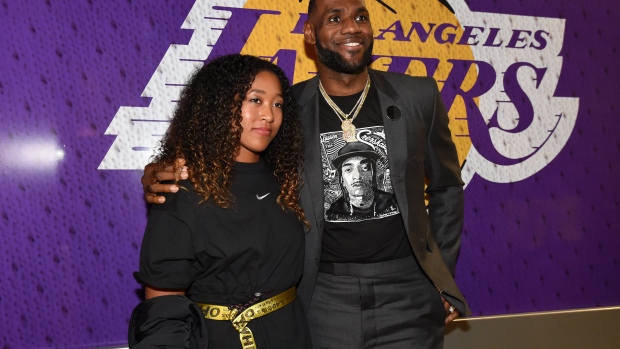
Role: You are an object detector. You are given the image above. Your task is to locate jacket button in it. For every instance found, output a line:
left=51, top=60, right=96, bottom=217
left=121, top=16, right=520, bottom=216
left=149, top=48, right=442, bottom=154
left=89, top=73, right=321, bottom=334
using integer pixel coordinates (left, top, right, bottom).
left=315, top=258, right=319, bottom=265
left=386, top=105, right=401, bottom=120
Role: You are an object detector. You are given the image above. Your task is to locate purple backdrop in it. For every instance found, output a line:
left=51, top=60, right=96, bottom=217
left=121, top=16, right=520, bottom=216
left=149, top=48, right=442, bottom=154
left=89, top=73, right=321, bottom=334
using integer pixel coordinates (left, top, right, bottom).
left=1, top=0, right=619, bottom=348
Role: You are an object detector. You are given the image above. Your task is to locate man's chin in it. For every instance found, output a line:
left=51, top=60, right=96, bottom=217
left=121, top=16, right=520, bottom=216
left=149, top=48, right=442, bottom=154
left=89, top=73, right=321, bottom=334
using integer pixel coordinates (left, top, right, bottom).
left=316, top=40, right=373, bottom=75
left=350, top=188, right=370, bottom=196
left=343, top=66, right=367, bottom=75
left=321, top=60, right=366, bottom=75
left=342, top=57, right=367, bottom=70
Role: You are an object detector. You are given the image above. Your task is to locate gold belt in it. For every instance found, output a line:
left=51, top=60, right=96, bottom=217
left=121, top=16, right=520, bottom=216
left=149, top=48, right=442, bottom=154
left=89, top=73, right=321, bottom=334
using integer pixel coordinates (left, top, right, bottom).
left=196, top=287, right=296, bottom=349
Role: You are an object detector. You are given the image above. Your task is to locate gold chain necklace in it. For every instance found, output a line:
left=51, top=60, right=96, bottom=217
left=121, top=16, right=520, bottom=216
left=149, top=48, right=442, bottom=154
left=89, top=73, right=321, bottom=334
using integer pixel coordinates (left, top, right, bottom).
left=319, top=76, right=371, bottom=142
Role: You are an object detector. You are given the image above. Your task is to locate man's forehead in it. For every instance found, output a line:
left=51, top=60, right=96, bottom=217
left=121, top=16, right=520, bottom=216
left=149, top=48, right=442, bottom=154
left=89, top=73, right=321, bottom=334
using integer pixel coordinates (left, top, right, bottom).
left=316, top=0, right=367, bottom=12
left=342, top=156, right=371, bottom=165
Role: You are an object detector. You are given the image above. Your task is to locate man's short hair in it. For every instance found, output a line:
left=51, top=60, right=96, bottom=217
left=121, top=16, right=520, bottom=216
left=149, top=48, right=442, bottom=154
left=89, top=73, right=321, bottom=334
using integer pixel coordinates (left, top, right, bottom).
left=308, top=0, right=317, bottom=16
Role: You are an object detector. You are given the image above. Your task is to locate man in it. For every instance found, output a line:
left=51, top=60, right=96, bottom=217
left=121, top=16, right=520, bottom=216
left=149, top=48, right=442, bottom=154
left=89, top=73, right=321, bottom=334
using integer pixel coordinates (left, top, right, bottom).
left=325, top=141, right=398, bottom=221
left=144, top=0, right=468, bottom=347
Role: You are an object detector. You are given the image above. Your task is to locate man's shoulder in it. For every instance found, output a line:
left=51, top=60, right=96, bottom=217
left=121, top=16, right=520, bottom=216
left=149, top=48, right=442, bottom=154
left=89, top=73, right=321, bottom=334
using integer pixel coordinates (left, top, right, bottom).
left=291, top=77, right=316, bottom=102
left=370, top=69, right=439, bottom=103
left=292, top=78, right=312, bottom=91
left=370, top=69, right=436, bottom=87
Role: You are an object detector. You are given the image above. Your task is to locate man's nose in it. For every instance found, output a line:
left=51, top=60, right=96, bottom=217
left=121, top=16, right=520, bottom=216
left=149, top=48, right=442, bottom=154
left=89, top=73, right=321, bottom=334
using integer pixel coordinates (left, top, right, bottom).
left=341, top=16, right=361, bottom=35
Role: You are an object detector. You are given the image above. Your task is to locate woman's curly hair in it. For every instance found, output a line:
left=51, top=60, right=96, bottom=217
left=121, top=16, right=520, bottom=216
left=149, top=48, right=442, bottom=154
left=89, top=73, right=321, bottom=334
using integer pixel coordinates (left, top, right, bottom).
left=154, top=54, right=307, bottom=226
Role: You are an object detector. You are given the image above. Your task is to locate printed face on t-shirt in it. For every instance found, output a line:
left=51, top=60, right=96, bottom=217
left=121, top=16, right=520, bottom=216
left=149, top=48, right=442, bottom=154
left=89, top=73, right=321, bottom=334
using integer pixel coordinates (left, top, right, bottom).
left=321, top=127, right=399, bottom=222
left=340, top=156, right=374, bottom=200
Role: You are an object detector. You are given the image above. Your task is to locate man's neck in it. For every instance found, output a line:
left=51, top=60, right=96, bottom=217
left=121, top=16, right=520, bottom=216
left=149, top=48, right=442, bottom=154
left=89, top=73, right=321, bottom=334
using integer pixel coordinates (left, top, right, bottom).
left=318, top=67, right=369, bottom=96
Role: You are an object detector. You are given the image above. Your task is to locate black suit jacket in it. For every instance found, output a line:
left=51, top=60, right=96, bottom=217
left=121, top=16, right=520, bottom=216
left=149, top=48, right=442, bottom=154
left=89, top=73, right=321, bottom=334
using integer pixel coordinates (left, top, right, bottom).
left=292, top=69, right=470, bottom=316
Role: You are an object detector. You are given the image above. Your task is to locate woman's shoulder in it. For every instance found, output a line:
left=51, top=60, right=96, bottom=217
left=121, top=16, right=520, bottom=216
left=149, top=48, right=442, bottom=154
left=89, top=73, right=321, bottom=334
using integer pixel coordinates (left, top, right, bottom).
left=152, top=179, right=201, bottom=213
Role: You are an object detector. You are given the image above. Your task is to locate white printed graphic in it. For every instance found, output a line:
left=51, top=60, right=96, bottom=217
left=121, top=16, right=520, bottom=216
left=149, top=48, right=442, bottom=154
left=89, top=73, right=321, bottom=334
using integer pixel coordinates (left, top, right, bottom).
left=450, top=2, right=579, bottom=185
left=98, top=0, right=248, bottom=169
left=99, top=0, right=579, bottom=189
left=256, top=193, right=270, bottom=200
left=321, top=127, right=399, bottom=222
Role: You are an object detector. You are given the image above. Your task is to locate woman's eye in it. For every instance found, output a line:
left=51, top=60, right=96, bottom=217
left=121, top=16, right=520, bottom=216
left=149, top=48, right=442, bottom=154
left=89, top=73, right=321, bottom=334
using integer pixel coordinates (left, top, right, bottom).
left=274, top=102, right=283, bottom=108
left=250, top=98, right=261, bottom=103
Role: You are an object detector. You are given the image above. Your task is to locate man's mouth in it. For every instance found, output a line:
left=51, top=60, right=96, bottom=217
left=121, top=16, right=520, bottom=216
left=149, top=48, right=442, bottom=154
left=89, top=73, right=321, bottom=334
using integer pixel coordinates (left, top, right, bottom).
left=340, top=38, right=363, bottom=48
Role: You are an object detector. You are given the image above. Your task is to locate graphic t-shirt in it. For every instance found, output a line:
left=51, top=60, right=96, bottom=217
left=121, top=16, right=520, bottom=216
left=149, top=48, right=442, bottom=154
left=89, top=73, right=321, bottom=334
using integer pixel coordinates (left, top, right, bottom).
left=318, top=82, right=413, bottom=263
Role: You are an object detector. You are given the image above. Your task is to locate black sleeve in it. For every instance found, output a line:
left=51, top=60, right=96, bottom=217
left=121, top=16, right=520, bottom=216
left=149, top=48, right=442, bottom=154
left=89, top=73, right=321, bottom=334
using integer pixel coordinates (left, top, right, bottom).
left=128, top=295, right=208, bottom=349
left=424, top=79, right=465, bottom=276
left=134, top=180, right=199, bottom=290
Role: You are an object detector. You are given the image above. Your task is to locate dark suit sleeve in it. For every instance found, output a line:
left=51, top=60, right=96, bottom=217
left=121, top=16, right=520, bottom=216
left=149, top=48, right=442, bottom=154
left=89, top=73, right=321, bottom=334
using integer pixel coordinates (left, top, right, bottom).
left=424, top=79, right=464, bottom=276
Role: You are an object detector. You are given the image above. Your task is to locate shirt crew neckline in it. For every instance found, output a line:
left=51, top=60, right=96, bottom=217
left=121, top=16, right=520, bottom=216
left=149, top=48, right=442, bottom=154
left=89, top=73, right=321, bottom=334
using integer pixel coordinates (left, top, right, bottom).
left=234, top=158, right=270, bottom=174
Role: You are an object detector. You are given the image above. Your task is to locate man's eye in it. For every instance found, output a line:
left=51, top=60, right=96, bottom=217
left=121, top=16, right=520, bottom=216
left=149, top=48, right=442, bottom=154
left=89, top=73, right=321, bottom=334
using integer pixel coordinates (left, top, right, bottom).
left=356, top=15, right=367, bottom=21
left=328, top=16, right=340, bottom=22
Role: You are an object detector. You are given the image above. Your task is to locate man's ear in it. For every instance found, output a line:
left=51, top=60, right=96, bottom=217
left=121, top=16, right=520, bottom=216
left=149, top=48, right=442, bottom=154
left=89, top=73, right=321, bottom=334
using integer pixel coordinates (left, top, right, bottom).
left=303, top=21, right=316, bottom=45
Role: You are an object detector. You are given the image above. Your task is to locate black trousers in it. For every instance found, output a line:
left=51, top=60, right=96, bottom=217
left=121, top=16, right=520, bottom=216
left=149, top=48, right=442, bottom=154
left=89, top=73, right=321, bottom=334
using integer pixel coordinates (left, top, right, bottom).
left=307, top=256, right=445, bottom=349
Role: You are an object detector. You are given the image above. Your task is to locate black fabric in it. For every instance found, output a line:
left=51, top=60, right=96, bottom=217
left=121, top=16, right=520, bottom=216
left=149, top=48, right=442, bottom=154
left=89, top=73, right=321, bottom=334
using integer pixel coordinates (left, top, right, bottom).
left=134, top=159, right=311, bottom=348
left=318, top=84, right=412, bottom=263
left=129, top=295, right=208, bottom=349
left=307, top=256, right=445, bottom=349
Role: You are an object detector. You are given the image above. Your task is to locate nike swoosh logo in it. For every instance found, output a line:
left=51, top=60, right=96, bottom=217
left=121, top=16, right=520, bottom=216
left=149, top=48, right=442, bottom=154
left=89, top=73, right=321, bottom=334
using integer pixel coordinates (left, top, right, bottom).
left=256, top=193, right=270, bottom=200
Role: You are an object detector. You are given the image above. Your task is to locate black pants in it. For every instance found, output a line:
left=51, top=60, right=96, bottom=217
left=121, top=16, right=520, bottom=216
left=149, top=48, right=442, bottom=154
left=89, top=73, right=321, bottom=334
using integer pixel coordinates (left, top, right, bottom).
left=307, top=256, right=445, bottom=349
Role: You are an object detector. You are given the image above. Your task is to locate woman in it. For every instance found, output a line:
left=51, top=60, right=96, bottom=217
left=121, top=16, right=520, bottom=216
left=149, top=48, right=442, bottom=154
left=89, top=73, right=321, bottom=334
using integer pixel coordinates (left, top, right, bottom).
left=129, top=54, right=311, bottom=349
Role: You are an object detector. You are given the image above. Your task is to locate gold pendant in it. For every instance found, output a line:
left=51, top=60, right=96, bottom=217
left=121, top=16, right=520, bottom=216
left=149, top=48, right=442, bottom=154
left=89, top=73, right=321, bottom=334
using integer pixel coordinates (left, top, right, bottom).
left=341, top=119, right=357, bottom=142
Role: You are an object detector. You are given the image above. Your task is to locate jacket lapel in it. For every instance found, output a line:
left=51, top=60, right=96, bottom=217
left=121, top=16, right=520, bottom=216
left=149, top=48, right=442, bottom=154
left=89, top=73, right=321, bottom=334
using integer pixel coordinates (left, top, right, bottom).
left=297, top=76, right=325, bottom=233
left=369, top=69, right=410, bottom=232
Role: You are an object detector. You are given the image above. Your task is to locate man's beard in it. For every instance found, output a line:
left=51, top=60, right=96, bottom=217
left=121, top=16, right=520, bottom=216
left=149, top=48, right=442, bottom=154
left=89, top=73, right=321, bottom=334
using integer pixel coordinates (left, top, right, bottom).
left=316, top=38, right=373, bottom=74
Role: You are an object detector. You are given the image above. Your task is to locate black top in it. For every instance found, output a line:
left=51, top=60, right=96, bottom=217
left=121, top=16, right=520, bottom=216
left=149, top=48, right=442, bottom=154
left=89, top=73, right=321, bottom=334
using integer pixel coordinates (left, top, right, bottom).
left=134, top=160, right=311, bottom=348
left=318, top=84, right=412, bottom=263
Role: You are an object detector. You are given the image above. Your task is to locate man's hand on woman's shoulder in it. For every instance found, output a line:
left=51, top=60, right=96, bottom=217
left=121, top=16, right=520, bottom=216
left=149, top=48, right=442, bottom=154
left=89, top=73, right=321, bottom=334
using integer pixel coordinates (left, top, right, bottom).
left=142, top=159, right=188, bottom=204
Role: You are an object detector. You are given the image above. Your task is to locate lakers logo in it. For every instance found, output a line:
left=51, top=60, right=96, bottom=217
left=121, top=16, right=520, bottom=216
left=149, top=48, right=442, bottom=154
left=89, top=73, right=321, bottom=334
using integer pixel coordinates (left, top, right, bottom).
left=100, top=0, right=578, bottom=187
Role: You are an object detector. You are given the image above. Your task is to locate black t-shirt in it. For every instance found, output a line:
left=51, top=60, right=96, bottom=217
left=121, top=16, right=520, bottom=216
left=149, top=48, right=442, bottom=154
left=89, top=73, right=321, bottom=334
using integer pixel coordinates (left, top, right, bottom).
left=135, top=160, right=304, bottom=303
left=134, top=160, right=311, bottom=348
left=318, top=82, right=412, bottom=263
